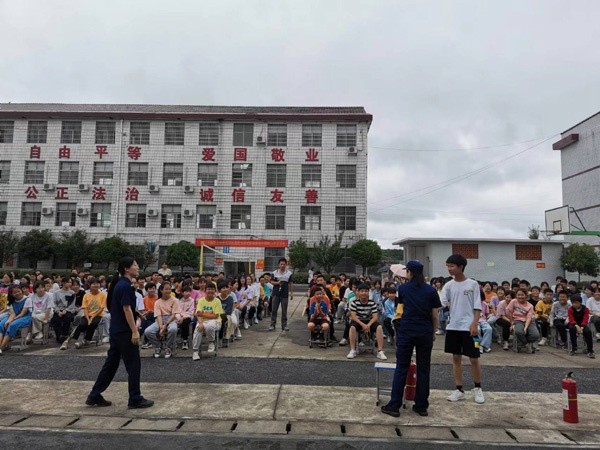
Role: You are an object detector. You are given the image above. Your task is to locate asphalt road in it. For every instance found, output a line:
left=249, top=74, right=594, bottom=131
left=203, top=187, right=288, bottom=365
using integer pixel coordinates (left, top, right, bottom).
left=1, top=354, right=598, bottom=394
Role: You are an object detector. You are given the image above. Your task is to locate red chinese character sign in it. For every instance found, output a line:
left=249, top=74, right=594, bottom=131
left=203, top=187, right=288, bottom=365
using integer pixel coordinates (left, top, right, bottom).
left=271, top=148, right=285, bottom=162
left=127, top=146, right=142, bottom=160
left=59, top=146, right=71, bottom=159
left=30, top=146, right=41, bottom=159
left=305, top=189, right=318, bottom=204
left=25, top=186, right=39, bottom=199
left=55, top=187, right=69, bottom=200
left=305, top=148, right=319, bottom=162
left=95, top=146, right=108, bottom=159
left=202, top=148, right=216, bottom=161
left=270, top=189, right=284, bottom=203
left=234, top=148, right=247, bottom=161
left=125, top=187, right=140, bottom=201
left=199, top=188, right=214, bottom=202
left=92, top=186, right=107, bottom=201
left=232, top=188, right=246, bottom=203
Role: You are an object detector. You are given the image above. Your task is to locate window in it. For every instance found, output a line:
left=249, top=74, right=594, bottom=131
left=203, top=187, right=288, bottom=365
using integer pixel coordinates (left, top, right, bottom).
left=128, top=162, right=149, bottom=185
left=302, top=124, right=322, bottom=147
left=267, top=124, right=287, bottom=146
left=233, top=123, right=254, bottom=146
left=266, top=164, right=286, bottom=188
left=164, top=122, right=185, bottom=145
left=24, top=161, right=45, bottom=184
left=196, top=205, right=216, bottom=229
left=336, top=124, right=357, bottom=147
left=231, top=205, right=251, bottom=229
left=336, top=165, right=357, bottom=188
left=451, top=243, right=479, bottom=259
left=60, top=121, right=82, bottom=144
left=21, top=202, right=41, bottom=226
left=0, top=161, right=10, bottom=184
left=27, top=121, right=48, bottom=143
left=58, top=161, right=79, bottom=185
left=197, top=163, right=218, bottom=186
left=232, top=163, right=252, bottom=187
left=335, top=206, right=356, bottom=231
left=161, top=204, right=182, bottom=228
left=95, top=122, right=116, bottom=144
left=130, top=122, right=150, bottom=145
left=0, top=121, right=15, bottom=143
left=301, top=165, right=321, bottom=188
left=163, top=163, right=184, bottom=186
left=90, top=203, right=111, bottom=228
left=0, top=202, right=6, bottom=225
left=56, top=203, right=76, bottom=227
left=265, top=206, right=285, bottom=230
left=301, top=206, right=321, bottom=230
left=516, top=244, right=542, bottom=261
left=126, top=204, right=147, bottom=228
left=93, top=162, right=114, bottom=185
left=199, top=123, right=219, bottom=145
left=265, top=247, right=286, bottom=271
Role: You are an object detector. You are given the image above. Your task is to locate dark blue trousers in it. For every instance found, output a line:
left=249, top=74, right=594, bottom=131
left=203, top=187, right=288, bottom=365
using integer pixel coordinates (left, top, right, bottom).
left=90, top=331, right=142, bottom=404
left=388, top=330, right=433, bottom=410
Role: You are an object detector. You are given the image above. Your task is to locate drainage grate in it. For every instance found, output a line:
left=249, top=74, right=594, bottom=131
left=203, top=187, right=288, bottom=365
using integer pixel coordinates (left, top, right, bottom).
left=450, top=429, right=460, bottom=439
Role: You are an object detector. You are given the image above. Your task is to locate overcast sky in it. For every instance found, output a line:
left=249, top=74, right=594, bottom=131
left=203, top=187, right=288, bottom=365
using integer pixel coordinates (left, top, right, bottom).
left=2, top=0, right=598, bottom=248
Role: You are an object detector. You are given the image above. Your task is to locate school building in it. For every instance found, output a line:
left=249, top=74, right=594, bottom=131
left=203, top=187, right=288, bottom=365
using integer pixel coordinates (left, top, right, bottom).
left=0, top=104, right=372, bottom=273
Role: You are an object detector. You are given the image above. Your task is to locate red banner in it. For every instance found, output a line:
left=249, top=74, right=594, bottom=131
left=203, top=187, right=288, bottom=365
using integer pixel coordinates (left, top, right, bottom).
left=196, top=238, right=288, bottom=248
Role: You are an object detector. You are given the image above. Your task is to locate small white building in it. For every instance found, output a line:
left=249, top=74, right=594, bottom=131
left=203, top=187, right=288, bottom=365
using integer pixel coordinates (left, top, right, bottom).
left=393, top=237, right=564, bottom=285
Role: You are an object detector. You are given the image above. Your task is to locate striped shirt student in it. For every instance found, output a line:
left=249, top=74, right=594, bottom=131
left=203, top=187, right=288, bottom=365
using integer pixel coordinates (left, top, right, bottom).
left=349, top=298, right=378, bottom=322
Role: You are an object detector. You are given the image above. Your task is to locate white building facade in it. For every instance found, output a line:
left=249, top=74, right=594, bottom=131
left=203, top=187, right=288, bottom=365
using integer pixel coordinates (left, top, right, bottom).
left=0, top=104, right=372, bottom=273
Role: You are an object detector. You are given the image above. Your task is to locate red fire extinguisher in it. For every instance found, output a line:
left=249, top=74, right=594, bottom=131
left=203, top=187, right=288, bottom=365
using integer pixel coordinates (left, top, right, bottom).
left=404, top=361, right=417, bottom=402
left=562, top=372, right=578, bottom=423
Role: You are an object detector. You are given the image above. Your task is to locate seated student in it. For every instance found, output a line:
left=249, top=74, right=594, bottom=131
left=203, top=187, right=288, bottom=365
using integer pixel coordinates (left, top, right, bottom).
left=383, top=287, right=397, bottom=344
left=62, top=278, right=106, bottom=350
left=216, top=280, right=236, bottom=342
left=587, top=287, right=600, bottom=339
left=337, top=279, right=358, bottom=345
left=307, top=287, right=330, bottom=340
left=347, top=283, right=387, bottom=360
left=178, top=286, right=195, bottom=350
left=70, top=278, right=86, bottom=328
left=496, top=290, right=513, bottom=350
left=0, top=285, right=32, bottom=354
left=50, top=278, right=76, bottom=343
left=568, top=294, right=595, bottom=358
left=506, top=288, right=539, bottom=354
left=192, top=283, right=223, bottom=361
left=140, top=283, right=159, bottom=349
left=26, top=281, right=54, bottom=341
left=478, top=290, right=493, bottom=353
left=261, top=274, right=273, bottom=320
left=238, top=280, right=256, bottom=330
left=551, top=291, right=570, bottom=348
left=535, top=289, right=554, bottom=346
left=144, top=281, right=180, bottom=359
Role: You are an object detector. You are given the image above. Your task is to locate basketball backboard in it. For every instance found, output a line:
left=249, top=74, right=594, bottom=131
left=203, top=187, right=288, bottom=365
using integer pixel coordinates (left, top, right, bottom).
left=545, top=205, right=570, bottom=235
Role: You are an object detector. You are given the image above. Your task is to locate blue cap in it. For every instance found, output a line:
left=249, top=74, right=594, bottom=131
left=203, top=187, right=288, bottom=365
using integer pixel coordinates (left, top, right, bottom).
left=406, top=260, right=424, bottom=273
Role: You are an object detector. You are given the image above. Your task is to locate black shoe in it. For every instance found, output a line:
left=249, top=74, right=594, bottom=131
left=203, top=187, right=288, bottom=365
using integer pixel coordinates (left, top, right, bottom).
left=86, top=395, right=112, bottom=407
left=412, top=405, right=429, bottom=416
left=381, top=404, right=400, bottom=417
left=128, top=398, right=154, bottom=409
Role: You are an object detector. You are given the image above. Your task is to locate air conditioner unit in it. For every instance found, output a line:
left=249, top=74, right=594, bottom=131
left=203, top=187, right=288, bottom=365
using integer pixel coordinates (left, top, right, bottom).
left=348, top=146, right=358, bottom=155
left=149, top=185, right=160, bottom=193
left=76, top=207, right=89, bottom=216
left=43, top=183, right=55, bottom=191
left=184, top=185, right=194, bottom=194
left=238, top=222, right=246, bottom=229
left=78, top=184, right=90, bottom=192
left=183, top=209, right=194, bottom=217
left=147, top=209, right=159, bottom=217
left=256, top=136, right=265, bottom=145
left=41, top=207, right=54, bottom=215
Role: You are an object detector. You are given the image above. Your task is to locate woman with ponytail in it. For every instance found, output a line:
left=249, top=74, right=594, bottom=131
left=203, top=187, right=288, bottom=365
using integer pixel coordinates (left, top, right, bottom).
left=86, top=256, right=154, bottom=409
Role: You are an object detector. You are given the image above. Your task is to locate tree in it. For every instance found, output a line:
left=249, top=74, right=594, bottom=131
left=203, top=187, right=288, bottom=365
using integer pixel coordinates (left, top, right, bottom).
left=17, top=229, right=57, bottom=269
left=0, top=229, right=20, bottom=266
left=129, top=241, right=158, bottom=272
left=560, top=243, right=600, bottom=281
left=528, top=225, right=540, bottom=240
left=56, top=230, right=95, bottom=269
left=166, top=240, right=200, bottom=274
left=91, top=236, right=132, bottom=269
left=312, top=234, right=346, bottom=275
left=350, top=239, right=383, bottom=275
left=288, top=238, right=311, bottom=272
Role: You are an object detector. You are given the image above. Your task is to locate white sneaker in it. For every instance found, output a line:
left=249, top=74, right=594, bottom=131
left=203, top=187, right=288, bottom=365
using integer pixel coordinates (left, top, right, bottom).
left=102, top=337, right=110, bottom=344
left=338, top=338, right=348, bottom=346
left=358, top=341, right=365, bottom=347
left=60, top=340, right=68, bottom=350
left=472, top=387, right=485, bottom=404
left=386, top=336, right=392, bottom=344
left=503, top=341, right=509, bottom=351
left=236, top=329, right=242, bottom=339
left=165, top=348, right=172, bottom=359
left=254, top=317, right=259, bottom=324
left=346, top=349, right=357, bottom=359
left=182, top=342, right=188, bottom=350
left=141, top=342, right=152, bottom=349
left=153, top=348, right=161, bottom=358
left=596, top=332, right=600, bottom=340
left=35, top=332, right=43, bottom=340
left=192, top=351, right=200, bottom=361
left=334, top=320, right=341, bottom=324
left=538, top=338, right=547, bottom=346
left=483, top=347, right=491, bottom=353
left=377, top=350, right=387, bottom=360
left=435, top=330, right=444, bottom=335
left=74, top=340, right=83, bottom=349
left=207, top=342, right=216, bottom=353
left=447, top=389, right=466, bottom=402
left=243, top=320, right=249, bottom=330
